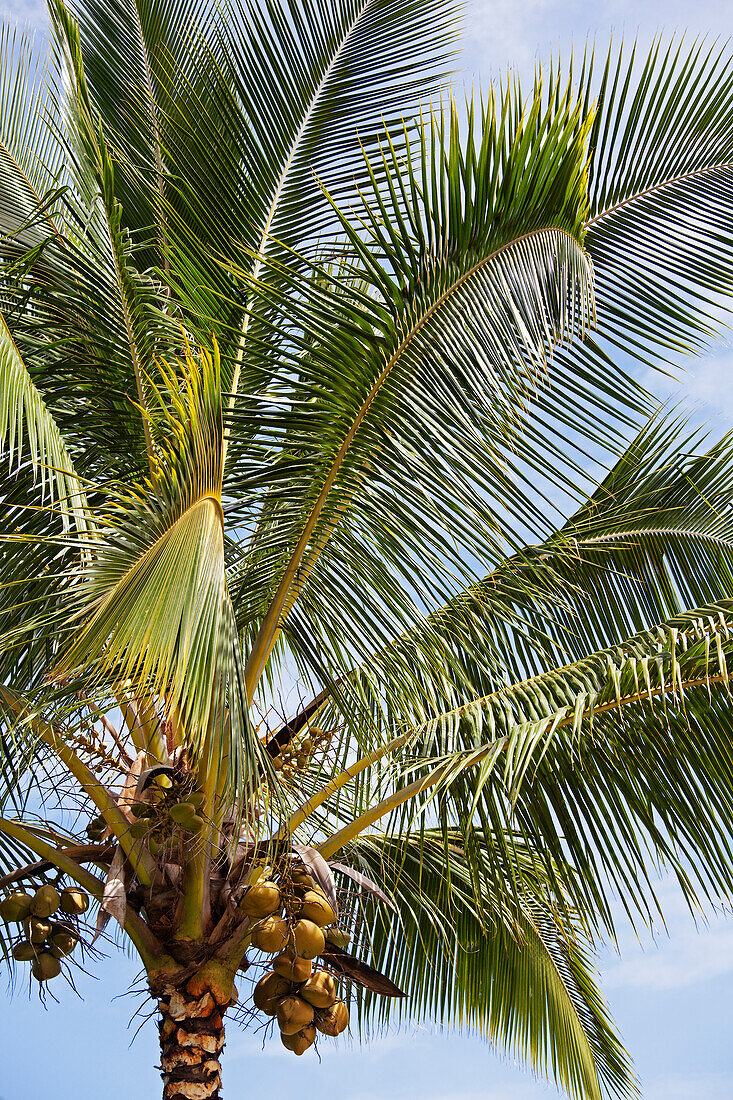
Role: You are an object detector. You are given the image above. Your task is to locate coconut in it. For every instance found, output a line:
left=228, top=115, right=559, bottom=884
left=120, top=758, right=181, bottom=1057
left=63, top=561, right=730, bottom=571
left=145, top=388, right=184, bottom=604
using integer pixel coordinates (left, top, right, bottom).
left=251, top=916, right=290, bottom=954
left=315, top=999, right=349, bottom=1036
left=188, top=792, right=205, bottom=810
left=241, top=881, right=281, bottom=919
left=169, top=802, right=197, bottom=824
left=325, top=926, right=351, bottom=949
left=185, top=814, right=205, bottom=833
left=31, top=885, right=60, bottom=918
left=300, top=970, right=338, bottom=1009
left=293, top=919, right=325, bottom=960
left=298, top=890, right=335, bottom=927
left=299, top=738, right=313, bottom=754
left=273, top=951, right=312, bottom=983
left=59, top=888, right=89, bottom=916
left=281, top=1024, right=316, bottom=1055
left=24, top=916, right=52, bottom=943
left=272, top=756, right=284, bottom=772
left=130, top=802, right=153, bottom=819
left=129, top=821, right=148, bottom=838
left=49, top=930, right=78, bottom=958
left=276, top=994, right=314, bottom=1035
left=252, top=971, right=292, bottom=1015
left=290, top=870, right=315, bottom=889
left=31, top=952, right=62, bottom=982
left=12, top=940, right=37, bottom=961
left=296, top=754, right=308, bottom=769
left=0, top=891, right=33, bottom=923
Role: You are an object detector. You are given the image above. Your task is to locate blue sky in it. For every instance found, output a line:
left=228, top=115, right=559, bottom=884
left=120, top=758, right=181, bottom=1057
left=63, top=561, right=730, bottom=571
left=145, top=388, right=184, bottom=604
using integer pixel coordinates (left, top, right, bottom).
left=1, top=1, right=733, bottom=1099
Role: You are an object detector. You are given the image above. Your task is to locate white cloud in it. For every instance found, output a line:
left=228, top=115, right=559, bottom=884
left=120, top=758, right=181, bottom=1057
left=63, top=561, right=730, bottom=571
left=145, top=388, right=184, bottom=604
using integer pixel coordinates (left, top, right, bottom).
left=644, top=1073, right=733, bottom=1100
left=460, top=0, right=733, bottom=82
left=603, top=919, right=733, bottom=991
left=600, top=874, right=733, bottom=991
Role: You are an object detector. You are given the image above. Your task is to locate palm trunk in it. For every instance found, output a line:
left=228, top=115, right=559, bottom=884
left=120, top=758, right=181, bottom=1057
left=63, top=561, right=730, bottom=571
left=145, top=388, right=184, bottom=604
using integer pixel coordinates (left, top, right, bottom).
left=157, top=984, right=227, bottom=1100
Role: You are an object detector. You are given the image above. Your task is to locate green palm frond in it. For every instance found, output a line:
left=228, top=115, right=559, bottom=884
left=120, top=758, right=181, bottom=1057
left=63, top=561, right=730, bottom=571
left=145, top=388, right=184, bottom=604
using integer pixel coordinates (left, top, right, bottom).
left=379, top=602, right=733, bottom=931
left=344, top=831, right=634, bottom=1100
left=580, top=37, right=733, bottom=363
left=42, top=341, right=262, bottom=803
left=229, top=84, right=598, bottom=703
left=0, top=312, right=88, bottom=530
left=0, top=25, right=66, bottom=248
left=340, top=412, right=733, bottom=731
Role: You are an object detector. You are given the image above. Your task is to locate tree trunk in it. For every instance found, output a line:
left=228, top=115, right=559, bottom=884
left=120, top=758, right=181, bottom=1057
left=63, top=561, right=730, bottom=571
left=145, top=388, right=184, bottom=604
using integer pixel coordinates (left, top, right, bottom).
left=157, top=984, right=228, bottom=1100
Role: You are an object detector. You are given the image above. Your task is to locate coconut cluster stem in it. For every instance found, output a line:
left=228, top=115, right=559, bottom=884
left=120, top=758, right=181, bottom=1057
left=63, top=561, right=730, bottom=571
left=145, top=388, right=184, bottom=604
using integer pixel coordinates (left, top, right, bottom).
left=281, top=732, right=410, bottom=838
left=0, top=688, right=155, bottom=885
left=0, top=816, right=162, bottom=965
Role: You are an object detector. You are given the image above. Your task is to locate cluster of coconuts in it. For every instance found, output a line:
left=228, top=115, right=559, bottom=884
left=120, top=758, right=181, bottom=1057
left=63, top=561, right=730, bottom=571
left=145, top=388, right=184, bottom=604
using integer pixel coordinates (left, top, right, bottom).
left=86, top=786, right=206, bottom=852
left=271, top=728, right=333, bottom=778
left=245, top=865, right=349, bottom=1054
left=0, top=884, right=89, bottom=983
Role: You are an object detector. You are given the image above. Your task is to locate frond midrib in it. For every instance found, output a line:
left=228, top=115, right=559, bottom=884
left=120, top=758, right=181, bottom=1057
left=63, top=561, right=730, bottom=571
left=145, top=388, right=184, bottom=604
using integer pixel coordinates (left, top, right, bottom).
left=244, top=225, right=588, bottom=694
left=586, top=158, right=733, bottom=229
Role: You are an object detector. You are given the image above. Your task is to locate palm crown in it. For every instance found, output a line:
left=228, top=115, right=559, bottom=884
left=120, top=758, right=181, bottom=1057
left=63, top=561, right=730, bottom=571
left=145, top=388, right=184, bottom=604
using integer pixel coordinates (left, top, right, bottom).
left=2, top=2, right=733, bottom=1098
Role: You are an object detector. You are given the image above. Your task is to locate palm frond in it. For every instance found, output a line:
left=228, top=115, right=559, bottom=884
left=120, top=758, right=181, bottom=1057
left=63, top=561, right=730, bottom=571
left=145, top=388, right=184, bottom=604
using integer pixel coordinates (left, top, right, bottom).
left=40, top=341, right=263, bottom=806
left=228, top=85, right=598, bottom=705
left=384, top=601, right=733, bottom=932
left=580, top=37, right=733, bottom=364
left=344, top=830, right=635, bottom=1100
left=0, top=311, right=88, bottom=530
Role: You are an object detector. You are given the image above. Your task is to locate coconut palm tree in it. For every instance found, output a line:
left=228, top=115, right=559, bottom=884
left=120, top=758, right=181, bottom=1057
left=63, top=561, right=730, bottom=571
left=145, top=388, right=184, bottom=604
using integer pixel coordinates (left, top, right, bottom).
left=2, top=0, right=733, bottom=1095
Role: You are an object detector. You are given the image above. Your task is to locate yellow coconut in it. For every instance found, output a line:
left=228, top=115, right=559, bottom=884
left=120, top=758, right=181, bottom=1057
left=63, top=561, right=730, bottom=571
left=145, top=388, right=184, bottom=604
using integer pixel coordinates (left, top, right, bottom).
left=59, top=888, right=89, bottom=916
left=31, top=952, right=62, bottom=982
left=30, top=885, right=60, bottom=918
left=24, top=916, right=52, bottom=943
left=281, top=1024, right=316, bottom=1055
left=297, top=890, right=335, bottom=927
left=315, top=999, right=349, bottom=1036
left=251, top=916, right=290, bottom=954
left=300, top=971, right=338, bottom=1009
left=0, top=891, right=33, bottom=923
left=276, top=994, right=314, bottom=1036
left=290, top=869, right=315, bottom=889
left=252, top=971, right=292, bottom=1015
left=241, top=881, right=281, bottom=919
left=293, top=919, right=325, bottom=960
left=273, top=951, right=312, bottom=983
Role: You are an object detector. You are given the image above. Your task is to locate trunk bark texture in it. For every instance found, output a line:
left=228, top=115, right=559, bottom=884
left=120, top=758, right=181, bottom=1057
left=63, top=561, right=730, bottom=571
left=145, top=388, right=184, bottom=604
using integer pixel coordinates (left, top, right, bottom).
left=157, top=985, right=227, bottom=1100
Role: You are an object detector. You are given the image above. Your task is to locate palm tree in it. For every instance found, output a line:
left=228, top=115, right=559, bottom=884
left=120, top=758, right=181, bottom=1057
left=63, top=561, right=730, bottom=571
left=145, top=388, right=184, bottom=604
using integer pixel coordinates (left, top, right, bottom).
left=2, top=0, right=733, bottom=1095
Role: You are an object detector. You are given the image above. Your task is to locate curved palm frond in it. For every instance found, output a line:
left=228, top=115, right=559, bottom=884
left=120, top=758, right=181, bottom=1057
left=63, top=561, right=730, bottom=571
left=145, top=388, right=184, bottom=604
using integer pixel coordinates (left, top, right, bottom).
left=580, top=37, right=733, bottom=364
left=333, top=412, right=733, bottom=738
left=344, top=830, right=635, bottom=1100
left=362, top=602, right=733, bottom=933
left=227, top=84, right=598, bottom=707
left=28, top=341, right=264, bottom=805
left=0, top=312, right=88, bottom=530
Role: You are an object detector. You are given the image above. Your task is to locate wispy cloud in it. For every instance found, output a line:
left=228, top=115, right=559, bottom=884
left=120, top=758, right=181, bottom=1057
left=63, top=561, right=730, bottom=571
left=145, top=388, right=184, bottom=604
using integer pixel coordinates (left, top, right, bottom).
left=644, top=1073, right=733, bottom=1100
left=603, top=919, right=733, bottom=991
left=600, top=875, right=733, bottom=991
